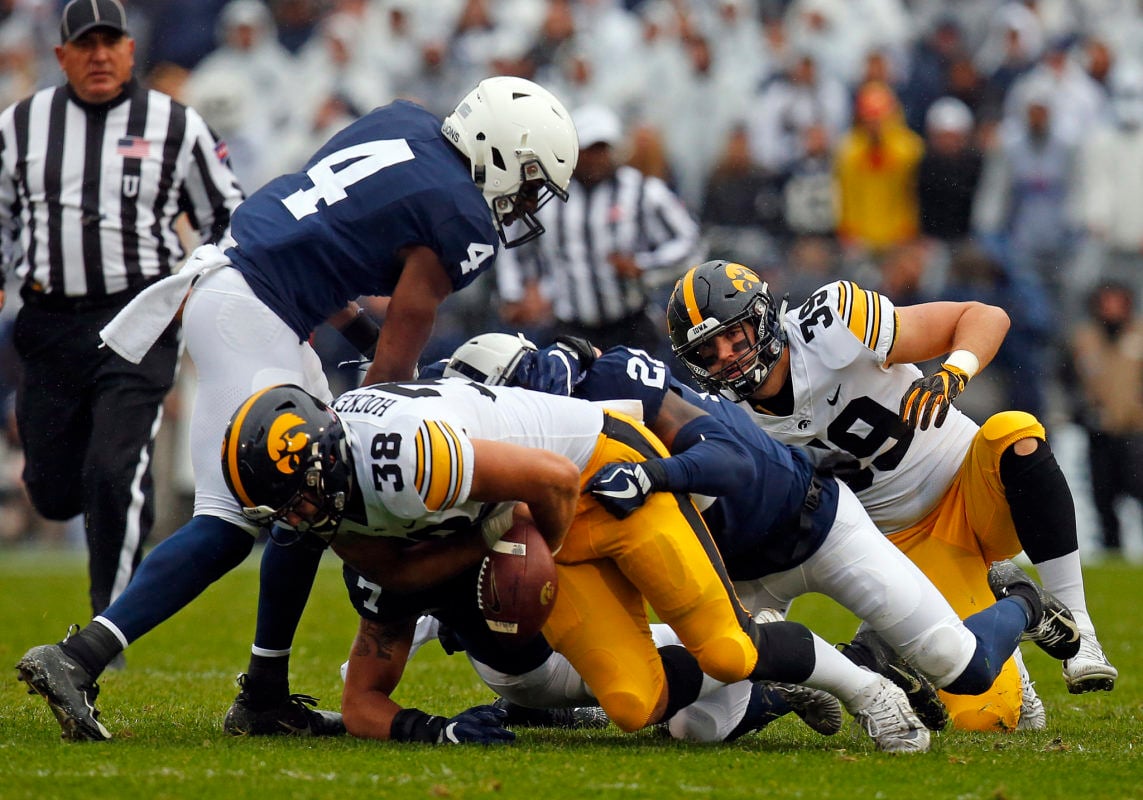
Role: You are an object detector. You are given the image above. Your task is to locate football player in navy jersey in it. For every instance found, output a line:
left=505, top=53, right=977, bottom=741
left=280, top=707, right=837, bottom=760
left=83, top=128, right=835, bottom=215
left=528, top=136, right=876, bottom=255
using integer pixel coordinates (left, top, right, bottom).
left=16, top=77, right=579, bottom=743
left=438, top=333, right=1082, bottom=741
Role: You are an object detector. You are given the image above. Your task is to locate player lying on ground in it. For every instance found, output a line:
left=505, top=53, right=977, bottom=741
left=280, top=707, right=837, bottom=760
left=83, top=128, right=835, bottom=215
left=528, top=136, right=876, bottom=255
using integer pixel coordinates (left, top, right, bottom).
left=219, top=381, right=931, bottom=751
left=435, top=333, right=1081, bottom=736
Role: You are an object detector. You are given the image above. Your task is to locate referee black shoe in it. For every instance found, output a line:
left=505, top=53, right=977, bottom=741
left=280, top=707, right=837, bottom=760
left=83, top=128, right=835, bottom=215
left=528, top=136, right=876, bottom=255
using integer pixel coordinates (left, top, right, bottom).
left=988, top=559, right=1081, bottom=661
left=223, top=673, right=345, bottom=736
left=16, top=636, right=111, bottom=742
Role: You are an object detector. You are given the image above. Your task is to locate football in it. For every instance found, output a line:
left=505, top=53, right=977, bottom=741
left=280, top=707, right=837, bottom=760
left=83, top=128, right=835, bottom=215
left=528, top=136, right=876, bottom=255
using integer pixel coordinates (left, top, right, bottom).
left=477, top=520, right=559, bottom=642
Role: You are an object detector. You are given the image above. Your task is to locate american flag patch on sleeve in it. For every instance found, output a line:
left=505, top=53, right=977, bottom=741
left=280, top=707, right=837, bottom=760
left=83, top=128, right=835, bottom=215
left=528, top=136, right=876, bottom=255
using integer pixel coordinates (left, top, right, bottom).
left=116, top=136, right=151, bottom=159
left=214, top=139, right=229, bottom=162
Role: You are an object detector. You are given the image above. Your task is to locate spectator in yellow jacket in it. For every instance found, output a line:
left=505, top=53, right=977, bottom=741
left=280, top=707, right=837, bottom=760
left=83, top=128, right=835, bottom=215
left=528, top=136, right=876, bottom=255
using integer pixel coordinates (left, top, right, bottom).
left=835, top=81, right=924, bottom=253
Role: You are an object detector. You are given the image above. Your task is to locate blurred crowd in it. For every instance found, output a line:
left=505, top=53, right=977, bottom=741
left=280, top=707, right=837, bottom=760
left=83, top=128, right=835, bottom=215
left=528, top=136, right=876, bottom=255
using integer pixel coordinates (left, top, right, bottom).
left=2, top=0, right=1143, bottom=556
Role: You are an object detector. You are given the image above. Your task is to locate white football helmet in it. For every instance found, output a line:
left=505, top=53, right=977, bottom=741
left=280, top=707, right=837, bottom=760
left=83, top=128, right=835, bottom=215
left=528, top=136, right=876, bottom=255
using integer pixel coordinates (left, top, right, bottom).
left=442, top=76, right=578, bottom=247
left=444, top=332, right=537, bottom=386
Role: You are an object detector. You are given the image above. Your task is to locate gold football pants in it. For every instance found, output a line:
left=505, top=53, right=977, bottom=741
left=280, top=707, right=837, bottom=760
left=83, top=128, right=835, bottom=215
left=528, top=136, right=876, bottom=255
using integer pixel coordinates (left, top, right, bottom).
left=541, top=412, right=758, bottom=732
left=888, top=410, right=1045, bottom=731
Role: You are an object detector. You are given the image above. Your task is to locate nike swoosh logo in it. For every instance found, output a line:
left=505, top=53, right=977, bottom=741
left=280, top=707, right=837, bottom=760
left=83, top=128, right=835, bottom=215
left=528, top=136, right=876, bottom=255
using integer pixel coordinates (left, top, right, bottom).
left=888, top=664, right=923, bottom=695
left=827, top=385, right=841, bottom=406
left=595, top=480, right=639, bottom=500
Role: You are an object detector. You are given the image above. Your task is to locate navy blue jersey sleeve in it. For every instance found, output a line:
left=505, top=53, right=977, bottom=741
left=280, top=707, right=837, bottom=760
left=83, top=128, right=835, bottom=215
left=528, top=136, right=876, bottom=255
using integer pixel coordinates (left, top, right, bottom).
left=654, top=412, right=756, bottom=496
left=422, top=188, right=500, bottom=291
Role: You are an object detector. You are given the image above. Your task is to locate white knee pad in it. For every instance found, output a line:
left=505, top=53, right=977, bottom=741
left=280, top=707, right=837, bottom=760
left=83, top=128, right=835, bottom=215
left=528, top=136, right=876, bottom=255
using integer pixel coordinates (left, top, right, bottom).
left=898, top=619, right=976, bottom=688
left=470, top=651, right=595, bottom=708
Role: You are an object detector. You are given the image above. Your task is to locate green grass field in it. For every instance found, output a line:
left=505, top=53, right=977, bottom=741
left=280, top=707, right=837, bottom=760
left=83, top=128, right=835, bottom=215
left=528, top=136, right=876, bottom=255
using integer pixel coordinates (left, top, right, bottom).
left=1, top=547, right=1140, bottom=800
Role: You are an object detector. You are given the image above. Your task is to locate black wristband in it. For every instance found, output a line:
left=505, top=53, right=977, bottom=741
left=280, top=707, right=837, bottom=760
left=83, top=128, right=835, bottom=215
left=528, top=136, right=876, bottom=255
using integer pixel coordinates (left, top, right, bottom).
left=554, top=334, right=597, bottom=370
left=341, top=312, right=380, bottom=357
left=389, top=707, right=447, bottom=743
left=639, top=458, right=669, bottom=491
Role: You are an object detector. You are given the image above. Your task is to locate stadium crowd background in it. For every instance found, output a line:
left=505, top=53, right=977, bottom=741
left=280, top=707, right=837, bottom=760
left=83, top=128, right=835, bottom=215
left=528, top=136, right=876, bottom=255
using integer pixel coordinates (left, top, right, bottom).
left=1, top=0, right=1142, bottom=558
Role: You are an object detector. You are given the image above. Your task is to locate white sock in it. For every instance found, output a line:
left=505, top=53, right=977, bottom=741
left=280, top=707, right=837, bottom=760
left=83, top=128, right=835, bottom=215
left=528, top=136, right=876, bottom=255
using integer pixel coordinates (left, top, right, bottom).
left=800, top=633, right=879, bottom=708
left=1031, top=551, right=1095, bottom=636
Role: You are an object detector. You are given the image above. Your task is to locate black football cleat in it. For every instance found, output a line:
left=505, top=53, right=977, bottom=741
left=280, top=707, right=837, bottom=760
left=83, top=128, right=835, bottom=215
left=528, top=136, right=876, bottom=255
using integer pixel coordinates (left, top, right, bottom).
left=840, top=629, right=949, bottom=732
left=16, top=639, right=111, bottom=742
left=223, top=673, right=345, bottom=736
left=988, top=560, right=1081, bottom=661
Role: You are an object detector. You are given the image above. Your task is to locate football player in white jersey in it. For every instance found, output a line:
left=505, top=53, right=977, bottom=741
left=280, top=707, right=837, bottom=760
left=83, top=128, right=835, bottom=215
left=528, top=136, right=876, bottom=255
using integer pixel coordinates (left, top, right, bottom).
left=665, top=260, right=1117, bottom=732
left=220, top=381, right=931, bottom=751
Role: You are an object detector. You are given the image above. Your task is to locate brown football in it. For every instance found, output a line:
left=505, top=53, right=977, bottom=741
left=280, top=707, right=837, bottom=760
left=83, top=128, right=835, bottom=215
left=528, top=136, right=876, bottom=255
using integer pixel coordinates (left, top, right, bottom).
left=477, top=520, right=559, bottom=642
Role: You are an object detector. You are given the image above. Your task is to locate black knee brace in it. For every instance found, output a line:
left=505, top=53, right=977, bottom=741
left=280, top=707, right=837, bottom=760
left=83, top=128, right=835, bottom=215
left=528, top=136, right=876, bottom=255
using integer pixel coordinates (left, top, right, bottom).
left=748, top=621, right=816, bottom=684
left=659, top=645, right=705, bottom=721
left=1000, top=439, right=1079, bottom=562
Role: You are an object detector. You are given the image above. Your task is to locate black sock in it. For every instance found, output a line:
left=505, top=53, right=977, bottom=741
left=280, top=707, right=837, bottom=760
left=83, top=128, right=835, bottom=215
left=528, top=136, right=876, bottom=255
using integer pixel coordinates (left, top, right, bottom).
left=59, top=623, right=123, bottom=679
left=996, top=585, right=1041, bottom=632
left=659, top=645, right=705, bottom=721
left=242, top=654, right=290, bottom=708
left=1000, top=440, right=1079, bottom=563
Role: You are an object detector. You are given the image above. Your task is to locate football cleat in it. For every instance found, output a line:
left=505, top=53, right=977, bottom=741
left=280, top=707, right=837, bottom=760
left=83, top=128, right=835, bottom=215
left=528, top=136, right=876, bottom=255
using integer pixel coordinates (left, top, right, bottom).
left=223, top=673, right=345, bottom=737
left=1016, top=672, right=1046, bottom=731
left=988, top=560, right=1081, bottom=660
left=847, top=673, right=930, bottom=753
left=767, top=682, right=843, bottom=736
left=1062, top=633, right=1118, bottom=694
left=490, top=696, right=610, bottom=729
left=16, top=636, right=111, bottom=742
left=839, top=629, right=949, bottom=732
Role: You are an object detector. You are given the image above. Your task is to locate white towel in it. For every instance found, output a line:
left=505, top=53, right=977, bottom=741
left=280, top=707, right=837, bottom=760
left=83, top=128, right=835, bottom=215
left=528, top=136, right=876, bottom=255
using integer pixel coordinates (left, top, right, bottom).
left=99, top=244, right=231, bottom=364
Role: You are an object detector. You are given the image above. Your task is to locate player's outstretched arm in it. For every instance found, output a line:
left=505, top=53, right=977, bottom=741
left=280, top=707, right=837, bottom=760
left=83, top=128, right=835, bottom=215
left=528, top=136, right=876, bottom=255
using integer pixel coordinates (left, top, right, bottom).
left=343, top=617, right=513, bottom=745
left=585, top=392, right=755, bottom=519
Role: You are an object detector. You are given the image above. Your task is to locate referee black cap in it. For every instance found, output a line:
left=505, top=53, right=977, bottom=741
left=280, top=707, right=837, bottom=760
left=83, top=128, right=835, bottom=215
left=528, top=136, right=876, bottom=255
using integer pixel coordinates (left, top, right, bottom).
left=60, top=0, right=128, bottom=44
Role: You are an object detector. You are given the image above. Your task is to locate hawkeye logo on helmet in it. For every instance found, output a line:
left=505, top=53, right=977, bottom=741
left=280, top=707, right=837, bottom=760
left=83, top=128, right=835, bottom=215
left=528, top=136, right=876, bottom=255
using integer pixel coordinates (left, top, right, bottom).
left=268, top=413, right=311, bottom=475
left=725, top=263, right=761, bottom=292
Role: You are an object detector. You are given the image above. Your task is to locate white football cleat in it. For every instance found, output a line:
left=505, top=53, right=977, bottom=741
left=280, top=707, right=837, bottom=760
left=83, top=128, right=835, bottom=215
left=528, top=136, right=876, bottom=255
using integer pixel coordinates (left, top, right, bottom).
left=1062, top=633, right=1118, bottom=694
left=1016, top=673, right=1046, bottom=731
left=847, top=674, right=930, bottom=753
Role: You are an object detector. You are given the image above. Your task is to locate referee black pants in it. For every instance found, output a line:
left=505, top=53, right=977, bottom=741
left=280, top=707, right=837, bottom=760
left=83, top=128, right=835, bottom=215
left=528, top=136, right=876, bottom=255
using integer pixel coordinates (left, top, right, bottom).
left=14, top=298, right=179, bottom=617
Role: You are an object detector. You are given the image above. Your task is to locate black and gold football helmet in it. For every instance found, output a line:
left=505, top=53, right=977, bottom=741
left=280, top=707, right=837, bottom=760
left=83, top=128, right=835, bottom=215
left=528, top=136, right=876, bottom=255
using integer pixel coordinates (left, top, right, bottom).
left=221, top=384, right=353, bottom=537
left=666, top=260, right=787, bottom=401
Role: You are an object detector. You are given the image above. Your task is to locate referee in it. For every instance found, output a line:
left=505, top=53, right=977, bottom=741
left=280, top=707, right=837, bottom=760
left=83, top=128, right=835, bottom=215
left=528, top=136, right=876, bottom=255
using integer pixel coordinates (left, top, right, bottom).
left=0, top=0, right=244, bottom=623
left=496, top=104, right=701, bottom=356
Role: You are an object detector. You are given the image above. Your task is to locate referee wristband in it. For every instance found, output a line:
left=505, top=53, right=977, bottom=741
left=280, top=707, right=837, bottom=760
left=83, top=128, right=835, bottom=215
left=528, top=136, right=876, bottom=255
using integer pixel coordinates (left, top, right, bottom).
left=389, top=708, right=447, bottom=743
left=341, top=311, right=380, bottom=357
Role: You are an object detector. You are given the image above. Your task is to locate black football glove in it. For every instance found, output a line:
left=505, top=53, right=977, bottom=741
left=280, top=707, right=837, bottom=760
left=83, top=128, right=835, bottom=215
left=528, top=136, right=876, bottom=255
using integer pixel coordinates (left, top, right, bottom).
left=437, top=704, right=515, bottom=745
left=899, top=362, right=970, bottom=430
left=586, top=460, right=667, bottom=519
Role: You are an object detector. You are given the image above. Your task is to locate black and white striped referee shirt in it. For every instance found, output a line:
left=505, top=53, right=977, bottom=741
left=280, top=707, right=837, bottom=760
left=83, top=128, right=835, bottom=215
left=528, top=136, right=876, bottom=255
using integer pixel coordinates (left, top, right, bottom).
left=496, top=164, right=700, bottom=327
left=0, top=78, right=244, bottom=299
